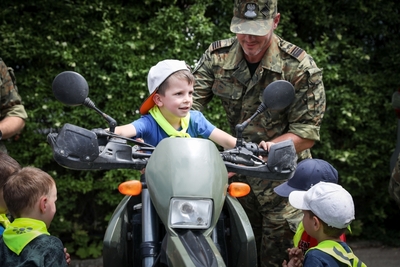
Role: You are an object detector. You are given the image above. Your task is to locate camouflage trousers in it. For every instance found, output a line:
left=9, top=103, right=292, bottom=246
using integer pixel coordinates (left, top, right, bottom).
left=389, top=154, right=400, bottom=208
left=232, top=175, right=303, bottom=267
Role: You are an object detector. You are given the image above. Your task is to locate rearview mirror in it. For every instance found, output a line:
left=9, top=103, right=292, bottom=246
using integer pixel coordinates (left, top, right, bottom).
left=52, top=71, right=89, bottom=106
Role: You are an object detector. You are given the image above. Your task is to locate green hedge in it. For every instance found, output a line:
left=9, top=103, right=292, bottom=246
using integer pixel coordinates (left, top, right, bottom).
left=1, top=0, right=399, bottom=258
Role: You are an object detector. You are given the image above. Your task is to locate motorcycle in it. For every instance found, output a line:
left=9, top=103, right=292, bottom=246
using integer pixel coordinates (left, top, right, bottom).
left=47, top=71, right=297, bottom=267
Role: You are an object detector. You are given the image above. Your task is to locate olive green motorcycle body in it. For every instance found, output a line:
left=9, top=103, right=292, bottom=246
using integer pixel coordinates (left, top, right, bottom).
left=101, top=137, right=257, bottom=267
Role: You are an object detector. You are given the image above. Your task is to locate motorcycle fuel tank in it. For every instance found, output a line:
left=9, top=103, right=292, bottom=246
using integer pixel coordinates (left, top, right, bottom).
left=145, top=138, right=228, bottom=235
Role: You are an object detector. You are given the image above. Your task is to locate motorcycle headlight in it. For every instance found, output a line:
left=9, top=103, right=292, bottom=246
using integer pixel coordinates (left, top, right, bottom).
left=169, top=198, right=213, bottom=229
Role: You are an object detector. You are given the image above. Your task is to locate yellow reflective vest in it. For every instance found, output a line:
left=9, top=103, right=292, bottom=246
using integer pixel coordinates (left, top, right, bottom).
left=306, top=240, right=367, bottom=267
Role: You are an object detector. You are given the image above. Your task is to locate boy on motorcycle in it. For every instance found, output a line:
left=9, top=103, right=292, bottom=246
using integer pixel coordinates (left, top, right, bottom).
left=113, top=59, right=237, bottom=149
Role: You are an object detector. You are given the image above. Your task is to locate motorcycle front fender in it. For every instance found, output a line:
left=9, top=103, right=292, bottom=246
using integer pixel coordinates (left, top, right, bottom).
left=225, top=195, right=257, bottom=266
left=165, top=233, right=225, bottom=267
left=103, top=195, right=141, bottom=267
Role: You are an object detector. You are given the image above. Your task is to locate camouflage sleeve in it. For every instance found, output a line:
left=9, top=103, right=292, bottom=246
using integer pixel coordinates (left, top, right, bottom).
left=192, top=50, right=215, bottom=112
left=0, top=59, right=28, bottom=120
left=389, top=153, right=400, bottom=208
left=287, top=54, right=325, bottom=141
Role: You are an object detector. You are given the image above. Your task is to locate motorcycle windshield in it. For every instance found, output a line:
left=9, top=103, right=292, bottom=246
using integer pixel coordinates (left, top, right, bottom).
left=146, top=138, right=228, bottom=231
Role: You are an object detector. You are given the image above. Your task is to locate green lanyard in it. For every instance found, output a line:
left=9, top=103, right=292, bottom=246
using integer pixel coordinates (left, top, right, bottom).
left=149, top=106, right=191, bottom=138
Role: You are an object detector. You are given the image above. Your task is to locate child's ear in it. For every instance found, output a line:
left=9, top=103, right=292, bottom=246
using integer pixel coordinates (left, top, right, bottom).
left=153, top=94, right=163, bottom=107
left=39, top=196, right=47, bottom=213
left=312, top=215, right=321, bottom=231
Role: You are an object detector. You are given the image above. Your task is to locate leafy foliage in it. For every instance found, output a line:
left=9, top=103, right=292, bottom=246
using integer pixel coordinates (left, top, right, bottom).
left=1, top=0, right=399, bottom=258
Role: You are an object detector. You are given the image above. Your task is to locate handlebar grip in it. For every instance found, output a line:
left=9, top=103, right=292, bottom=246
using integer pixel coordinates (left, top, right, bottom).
left=244, top=142, right=268, bottom=157
left=91, top=128, right=109, bottom=137
left=221, top=154, right=255, bottom=166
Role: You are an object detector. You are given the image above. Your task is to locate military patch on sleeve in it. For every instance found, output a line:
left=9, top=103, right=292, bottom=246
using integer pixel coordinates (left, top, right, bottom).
left=208, top=37, right=236, bottom=52
left=286, top=45, right=306, bottom=61
left=278, top=36, right=307, bottom=61
left=289, top=46, right=305, bottom=59
left=211, top=40, right=222, bottom=51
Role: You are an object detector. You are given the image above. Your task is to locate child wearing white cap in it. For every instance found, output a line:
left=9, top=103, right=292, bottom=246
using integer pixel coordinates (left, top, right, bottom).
left=274, top=159, right=347, bottom=255
left=283, top=182, right=366, bottom=267
left=113, top=59, right=236, bottom=149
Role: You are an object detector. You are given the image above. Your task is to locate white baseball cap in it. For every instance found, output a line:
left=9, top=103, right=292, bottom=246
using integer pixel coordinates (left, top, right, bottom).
left=288, top=182, right=355, bottom=229
left=140, top=59, right=189, bottom=115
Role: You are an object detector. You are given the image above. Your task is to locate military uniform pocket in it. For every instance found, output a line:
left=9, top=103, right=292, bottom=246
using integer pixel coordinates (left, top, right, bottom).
left=212, top=75, right=243, bottom=100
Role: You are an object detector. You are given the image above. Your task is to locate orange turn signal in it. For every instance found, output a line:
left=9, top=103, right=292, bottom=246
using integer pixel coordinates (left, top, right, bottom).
left=228, top=182, right=251, bottom=197
left=118, top=180, right=142, bottom=196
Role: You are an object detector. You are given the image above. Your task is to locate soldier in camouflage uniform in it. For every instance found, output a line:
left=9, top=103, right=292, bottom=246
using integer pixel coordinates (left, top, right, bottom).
left=0, top=58, right=28, bottom=153
left=389, top=90, right=400, bottom=208
left=192, top=0, right=326, bottom=266
left=389, top=154, right=400, bottom=209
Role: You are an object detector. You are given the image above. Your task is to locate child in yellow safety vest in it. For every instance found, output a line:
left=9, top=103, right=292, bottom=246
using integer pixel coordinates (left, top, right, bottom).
left=274, top=159, right=347, bottom=254
left=283, top=182, right=367, bottom=267
left=0, top=152, right=22, bottom=236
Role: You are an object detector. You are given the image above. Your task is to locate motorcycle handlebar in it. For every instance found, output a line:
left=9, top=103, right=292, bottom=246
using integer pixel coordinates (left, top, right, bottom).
left=243, top=142, right=269, bottom=157
left=220, top=139, right=296, bottom=180
left=47, top=123, right=150, bottom=171
left=47, top=123, right=296, bottom=180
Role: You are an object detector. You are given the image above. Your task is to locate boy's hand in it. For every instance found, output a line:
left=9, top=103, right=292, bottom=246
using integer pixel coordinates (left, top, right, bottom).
left=282, top=247, right=304, bottom=267
left=282, top=258, right=303, bottom=267
left=287, top=247, right=303, bottom=259
left=64, top=247, right=71, bottom=265
left=134, top=138, right=147, bottom=174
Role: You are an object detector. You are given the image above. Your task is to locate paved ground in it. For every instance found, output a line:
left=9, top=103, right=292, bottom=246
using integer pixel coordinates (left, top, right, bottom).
left=350, top=241, right=400, bottom=267
left=70, top=241, right=400, bottom=267
left=70, top=257, right=102, bottom=267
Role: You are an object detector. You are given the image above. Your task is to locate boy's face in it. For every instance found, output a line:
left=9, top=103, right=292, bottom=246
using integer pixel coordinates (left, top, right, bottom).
left=156, top=75, right=193, bottom=119
left=0, top=191, right=7, bottom=214
left=302, top=210, right=317, bottom=238
left=42, top=183, right=57, bottom=228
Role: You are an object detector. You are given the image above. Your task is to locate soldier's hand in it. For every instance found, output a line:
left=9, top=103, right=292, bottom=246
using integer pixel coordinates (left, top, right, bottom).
left=258, top=140, right=275, bottom=161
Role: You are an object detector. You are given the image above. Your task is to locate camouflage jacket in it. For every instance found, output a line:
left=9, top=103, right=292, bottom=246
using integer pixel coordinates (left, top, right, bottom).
left=192, top=34, right=325, bottom=159
left=0, top=58, right=27, bottom=121
left=389, top=153, right=400, bottom=208
left=0, top=58, right=28, bottom=152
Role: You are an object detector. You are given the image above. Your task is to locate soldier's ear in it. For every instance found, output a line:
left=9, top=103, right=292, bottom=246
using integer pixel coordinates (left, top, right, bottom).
left=273, top=13, right=280, bottom=29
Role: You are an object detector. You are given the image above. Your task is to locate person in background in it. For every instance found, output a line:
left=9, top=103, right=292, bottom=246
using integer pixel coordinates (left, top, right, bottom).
left=192, top=0, right=326, bottom=265
left=389, top=89, right=400, bottom=209
left=283, top=182, right=366, bottom=267
left=273, top=159, right=348, bottom=262
left=0, top=151, right=21, bottom=236
left=0, top=58, right=28, bottom=153
left=389, top=153, right=400, bottom=209
left=0, top=166, right=71, bottom=266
